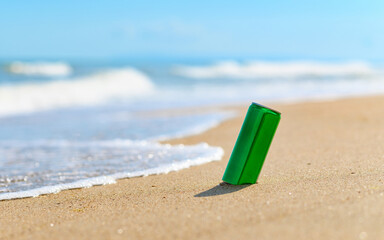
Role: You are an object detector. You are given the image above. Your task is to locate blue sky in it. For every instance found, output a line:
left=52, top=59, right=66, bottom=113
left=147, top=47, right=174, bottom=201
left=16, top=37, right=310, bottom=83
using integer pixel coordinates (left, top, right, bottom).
left=1, top=0, right=383, bottom=60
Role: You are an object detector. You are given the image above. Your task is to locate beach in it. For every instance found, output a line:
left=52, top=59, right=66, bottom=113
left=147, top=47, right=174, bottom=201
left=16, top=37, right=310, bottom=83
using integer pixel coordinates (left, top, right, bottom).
left=2, top=95, right=384, bottom=240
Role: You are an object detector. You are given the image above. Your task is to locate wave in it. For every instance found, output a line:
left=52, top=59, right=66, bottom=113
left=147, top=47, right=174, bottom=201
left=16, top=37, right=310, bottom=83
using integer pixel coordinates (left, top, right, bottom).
left=0, top=68, right=154, bottom=117
left=5, top=61, right=72, bottom=76
left=0, top=140, right=223, bottom=200
left=172, top=61, right=378, bottom=79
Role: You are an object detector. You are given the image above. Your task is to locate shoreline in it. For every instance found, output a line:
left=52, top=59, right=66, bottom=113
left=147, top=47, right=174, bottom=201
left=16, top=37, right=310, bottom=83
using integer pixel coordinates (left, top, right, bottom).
left=2, top=95, right=384, bottom=239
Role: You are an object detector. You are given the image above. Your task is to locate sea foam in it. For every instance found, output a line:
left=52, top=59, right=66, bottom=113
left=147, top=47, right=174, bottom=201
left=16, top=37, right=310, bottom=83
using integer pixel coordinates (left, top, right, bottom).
left=0, top=140, right=223, bottom=200
left=172, top=61, right=378, bottom=79
left=0, top=68, right=154, bottom=117
left=6, top=61, right=72, bottom=76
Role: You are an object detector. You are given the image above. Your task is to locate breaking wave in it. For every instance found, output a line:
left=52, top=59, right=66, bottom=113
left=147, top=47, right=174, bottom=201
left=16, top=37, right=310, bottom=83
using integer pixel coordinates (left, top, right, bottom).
left=172, top=61, right=378, bottom=79
left=0, top=68, right=154, bottom=117
left=5, top=61, right=72, bottom=76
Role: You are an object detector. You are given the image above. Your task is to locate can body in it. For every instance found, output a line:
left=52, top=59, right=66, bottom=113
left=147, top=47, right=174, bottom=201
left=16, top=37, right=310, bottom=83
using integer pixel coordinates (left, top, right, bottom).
left=222, top=102, right=281, bottom=185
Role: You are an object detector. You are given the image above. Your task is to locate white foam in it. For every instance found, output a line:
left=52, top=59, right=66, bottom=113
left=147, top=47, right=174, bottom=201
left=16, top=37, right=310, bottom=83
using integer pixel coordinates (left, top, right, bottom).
left=172, top=61, right=378, bottom=79
left=0, top=68, right=154, bottom=117
left=6, top=61, right=72, bottom=76
left=0, top=140, right=223, bottom=200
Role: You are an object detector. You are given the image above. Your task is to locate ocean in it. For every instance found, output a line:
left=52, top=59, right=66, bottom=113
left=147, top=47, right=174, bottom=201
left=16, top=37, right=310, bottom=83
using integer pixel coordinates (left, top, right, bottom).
left=1, top=59, right=383, bottom=200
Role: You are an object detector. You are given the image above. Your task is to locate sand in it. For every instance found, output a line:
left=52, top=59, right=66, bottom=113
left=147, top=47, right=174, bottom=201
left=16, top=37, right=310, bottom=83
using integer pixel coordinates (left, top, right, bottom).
left=2, top=96, right=384, bottom=240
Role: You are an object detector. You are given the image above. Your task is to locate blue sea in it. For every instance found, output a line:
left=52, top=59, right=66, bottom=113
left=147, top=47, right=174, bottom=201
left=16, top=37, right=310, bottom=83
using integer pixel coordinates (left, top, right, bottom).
left=1, top=59, right=384, bottom=200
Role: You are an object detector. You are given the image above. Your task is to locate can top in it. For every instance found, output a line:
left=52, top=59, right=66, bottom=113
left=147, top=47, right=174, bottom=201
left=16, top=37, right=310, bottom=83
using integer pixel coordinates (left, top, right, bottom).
left=251, top=102, right=281, bottom=115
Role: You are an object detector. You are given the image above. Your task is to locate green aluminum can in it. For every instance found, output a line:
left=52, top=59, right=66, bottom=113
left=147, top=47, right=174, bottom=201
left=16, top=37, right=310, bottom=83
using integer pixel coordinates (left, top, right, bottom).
left=222, top=102, right=281, bottom=185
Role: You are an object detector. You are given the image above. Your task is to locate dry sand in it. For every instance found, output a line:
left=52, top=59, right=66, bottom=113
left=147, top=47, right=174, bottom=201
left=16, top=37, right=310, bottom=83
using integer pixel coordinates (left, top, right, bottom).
left=2, top=96, right=384, bottom=240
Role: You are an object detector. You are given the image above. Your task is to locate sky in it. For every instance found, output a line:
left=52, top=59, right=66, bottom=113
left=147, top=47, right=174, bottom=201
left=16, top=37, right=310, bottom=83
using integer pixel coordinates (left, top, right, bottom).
left=0, top=0, right=384, bottom=60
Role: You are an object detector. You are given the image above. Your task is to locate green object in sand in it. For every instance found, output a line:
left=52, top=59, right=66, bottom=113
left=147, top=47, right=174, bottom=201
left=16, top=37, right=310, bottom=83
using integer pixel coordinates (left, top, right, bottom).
left=222, top=102, right=281, bottom=185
